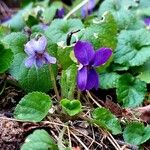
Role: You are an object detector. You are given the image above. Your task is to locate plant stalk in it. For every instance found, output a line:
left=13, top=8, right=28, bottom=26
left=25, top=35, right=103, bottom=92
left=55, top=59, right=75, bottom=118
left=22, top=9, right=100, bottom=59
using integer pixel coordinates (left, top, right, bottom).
left=49, top=65, right=61, bottom=101
left=64, top=0, right=89, bottom=20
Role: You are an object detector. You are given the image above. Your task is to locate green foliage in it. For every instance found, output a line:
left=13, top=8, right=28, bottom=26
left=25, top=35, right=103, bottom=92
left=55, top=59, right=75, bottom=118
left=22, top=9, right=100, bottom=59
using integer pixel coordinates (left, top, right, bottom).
left=3, top=4, right=33, bottom=31
left=57, top=46, right=74, bottom=70
left=116, top=74, right=147, bottom=108
left=92, top=107, right=122, bottom=135
left=0, top=0, right=150, bottom=148
left=98, top=0, right=142, bottom=30
left=45, top=19, right=84, bottom=44
left=26, top=15, right=39, bottom=27
left=60, top=99, right=82, bottom=116
left=14, top=92, right=52, bottom=122
left=0, top=44, right=13, bottom=73
left=137, top=60, right=150, bottom=83
left=61, top=65, right=77, bottom=99
left=100, top=72, right=120, bottom=89
left=81, top=12, right=117, bottom=50
left=114, top=29, right=150, bottom=67
left=2, top=32, right=57, bottom=92
left=123, top=122, right=150, bottom=145
left=0, top=26, right=10, bottom=40
left=42, top=1, right=63, bottom=23
left=21, top=129, right=58, bottom=150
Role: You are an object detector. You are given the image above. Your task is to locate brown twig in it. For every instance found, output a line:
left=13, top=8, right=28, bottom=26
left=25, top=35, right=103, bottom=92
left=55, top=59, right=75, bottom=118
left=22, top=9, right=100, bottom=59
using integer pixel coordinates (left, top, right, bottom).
left=116, top=140, right=138, bottom=150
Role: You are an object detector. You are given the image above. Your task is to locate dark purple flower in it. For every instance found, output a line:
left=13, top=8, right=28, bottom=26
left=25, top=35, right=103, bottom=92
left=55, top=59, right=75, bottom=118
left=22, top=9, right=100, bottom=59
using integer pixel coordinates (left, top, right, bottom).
left=74, top=41, right=112, bottom=91
left=81, top=0, right=95, bottom=18
left=144, top=18, right=150, bottom=26
left=55, top=8, right=65, bottom=18
left=24, top=36, right=56, bottom=68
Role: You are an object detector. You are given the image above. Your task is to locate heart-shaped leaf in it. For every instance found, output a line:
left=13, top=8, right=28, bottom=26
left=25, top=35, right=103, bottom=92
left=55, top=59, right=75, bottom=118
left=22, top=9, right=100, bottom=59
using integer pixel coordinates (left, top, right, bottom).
left=123, top=122, right=150, bottom=145
left=21, top=129, right=58, bottom=150
left=14, top=92, right=52, bottom=122
left=60, top=99, right=82, bottom=116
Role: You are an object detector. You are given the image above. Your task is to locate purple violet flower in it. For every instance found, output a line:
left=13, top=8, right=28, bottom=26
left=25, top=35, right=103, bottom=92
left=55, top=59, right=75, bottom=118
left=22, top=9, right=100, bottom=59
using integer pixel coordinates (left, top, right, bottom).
left=144, top=18, right=150, bottom=26
left=39, top=23, right=49, bottom=30
left=55, top=8, right=65, bottom=18
left=81, top=0, right=95, bottom=18
left=74, top=41, right=112, bottom=91
left=24, top=36, right=56, bottom=68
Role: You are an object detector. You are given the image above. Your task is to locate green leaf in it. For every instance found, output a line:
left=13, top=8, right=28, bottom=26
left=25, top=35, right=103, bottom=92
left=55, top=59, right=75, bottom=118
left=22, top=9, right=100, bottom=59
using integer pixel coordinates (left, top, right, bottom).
left=57, top=46, right=74, bottom=70
left=100, top=72, right=120, bottom=89
left=81, top=12, right=117, bottom=50
left=10, top=52, right=56, bottom=92
left=92, top=107, right=122, bottom=135
left=123, top=122, right=150, bottom=145
left=26, top=15, right=39, bottom=27
left=14, top=92, right=52, bottom=122
left=2, top=32, right=28, bottom=54
left=31, top=24, right=45, bottom=33
left=60, top=99, right=82, bottom=116
left=45, top=19, right=84, bottom=44
left=42, top=1, right=63, bottom=24
left=98, top=0, right=138, bottom=30
left=0, top=25, right=10, bottom=40
left=2, top=32, right=57, bottom=92
left=3, top=4, right=33, bottom=31
left=0, top=44, right=13, bottom=73
left=116, top=74, right=147, bottom=108
left=137, top=59, right=150, bottom=84
left=114, top=29, right=150, bottom=67
left=21, top=129, right=58, bottom=150
left=61, top=65, right=77, bottom=99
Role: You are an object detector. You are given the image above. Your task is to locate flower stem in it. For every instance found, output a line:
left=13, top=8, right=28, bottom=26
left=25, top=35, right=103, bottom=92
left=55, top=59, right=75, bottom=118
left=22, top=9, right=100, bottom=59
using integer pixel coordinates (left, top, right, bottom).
left=64, top=0, right=89, bottom=20
left=49, top=65, right=61, bottom=101
left=77, top=88, right=81, bottom=100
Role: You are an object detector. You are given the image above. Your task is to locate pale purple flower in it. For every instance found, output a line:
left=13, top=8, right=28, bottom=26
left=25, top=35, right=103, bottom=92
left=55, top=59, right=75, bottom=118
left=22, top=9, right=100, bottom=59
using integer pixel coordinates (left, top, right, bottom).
left=81, top=0, right=95, bottom=18
left=55, top=8, right=65, bottom=18
left=74, top=41, right=112, bottom=91
left=40, top=23, right=49, bottom=30
left=144, top=18, right=150, bottom=26
left=24, top=36, right=56, bottom=68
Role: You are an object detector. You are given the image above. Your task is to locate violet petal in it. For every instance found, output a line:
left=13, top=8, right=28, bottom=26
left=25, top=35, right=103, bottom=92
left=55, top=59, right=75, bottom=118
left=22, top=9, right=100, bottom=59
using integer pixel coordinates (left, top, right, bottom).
left=34, top=36, right=47, bottom=53
left=74, top=41, right=95, bottom=66
left=91, top=48, right=112, bottom=67
left=24, top=40, right=36, bottom=56
left=77, top=66, right=88, bottom=91
left=25, top=56, right=35, bottom=68
left=40, top=23, right=49, bottom=30
left=85, top=68, right=99, bottom=90
left=56, top=8, right=65, bottom=18
left=144, top=18, right=150, bottom=26
left=35, top=58, right=44, bottom=68
left=81, top=0, right=95, bottom=18
left=44, top=52, right=56, bottom=64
